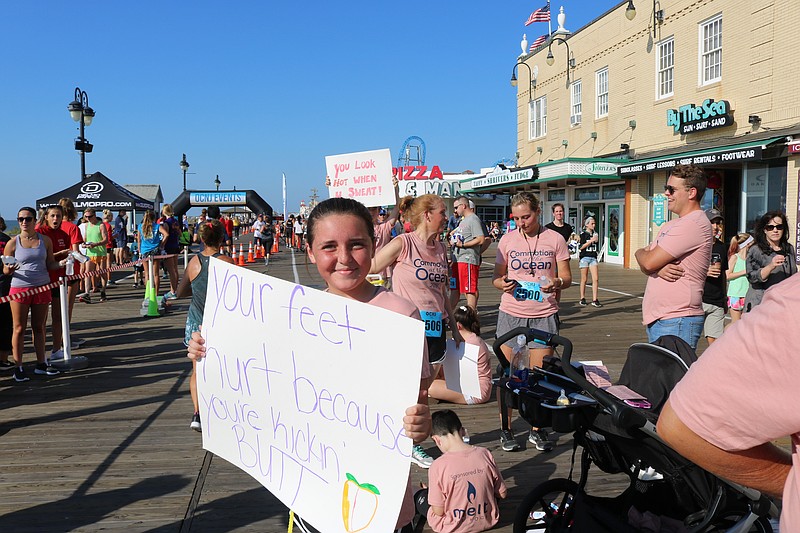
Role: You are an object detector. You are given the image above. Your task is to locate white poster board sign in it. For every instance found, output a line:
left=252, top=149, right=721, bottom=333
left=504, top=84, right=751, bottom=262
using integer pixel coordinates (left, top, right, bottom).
left=198, top=257, right=425, bottom=532
left=325, top=148, right=395, bottom=207
left=442, top=339, right=481, bottom=400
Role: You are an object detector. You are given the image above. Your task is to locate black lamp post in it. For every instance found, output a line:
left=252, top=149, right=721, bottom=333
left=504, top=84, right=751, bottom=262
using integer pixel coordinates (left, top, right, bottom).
left=68, top=87, right=95, bottom=180
left=214, top=175, right=221, bottom=191
left=546, top=36, right=576, bottom=88
left=510, top=61, right=536, bottom=101
left=180, top=154, right=190, bottom=191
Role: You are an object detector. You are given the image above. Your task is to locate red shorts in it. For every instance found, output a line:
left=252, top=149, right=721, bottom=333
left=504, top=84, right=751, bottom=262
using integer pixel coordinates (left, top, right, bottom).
left=9, top=286, right=52, bottom=306
left=455, top=262, right=479, bottom=294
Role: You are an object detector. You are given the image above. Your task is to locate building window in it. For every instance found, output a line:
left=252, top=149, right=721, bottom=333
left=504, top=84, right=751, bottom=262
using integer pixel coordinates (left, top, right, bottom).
left=529, top=96, right=547, bottom=139
left=656, top=37, right=674, bottom=99
left=596, top=67, right=608, bottom=118
left=570, top=80, right=582, bottom=126
left=699, top=14, right=722, bottom=85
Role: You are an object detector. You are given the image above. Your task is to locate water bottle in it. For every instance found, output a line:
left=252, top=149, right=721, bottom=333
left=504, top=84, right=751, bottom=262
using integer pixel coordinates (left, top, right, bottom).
left=539, top=275, right=552, bottom=290
left=65, top=254, right=75, bottom=276
left=510, top=334, right=530, bottom=383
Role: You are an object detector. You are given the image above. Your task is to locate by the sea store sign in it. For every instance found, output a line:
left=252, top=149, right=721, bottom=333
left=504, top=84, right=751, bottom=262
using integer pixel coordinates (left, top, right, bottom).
left=667, top=99, right=733, bottom=135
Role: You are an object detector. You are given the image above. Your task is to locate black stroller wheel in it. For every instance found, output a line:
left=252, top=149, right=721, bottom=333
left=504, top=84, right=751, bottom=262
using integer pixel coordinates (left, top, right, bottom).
left=514, top=478, right=579, bottom=533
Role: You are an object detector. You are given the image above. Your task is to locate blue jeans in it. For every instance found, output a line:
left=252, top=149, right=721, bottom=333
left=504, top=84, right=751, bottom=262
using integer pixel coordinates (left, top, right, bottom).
left=646, top=315, right=704, bottom=349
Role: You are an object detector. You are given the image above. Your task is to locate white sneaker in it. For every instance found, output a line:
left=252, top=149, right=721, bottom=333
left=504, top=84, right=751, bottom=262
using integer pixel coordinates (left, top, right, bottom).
left=411, top=445, right=434, bottom=468
left=49, top=349, right=65, bottom=362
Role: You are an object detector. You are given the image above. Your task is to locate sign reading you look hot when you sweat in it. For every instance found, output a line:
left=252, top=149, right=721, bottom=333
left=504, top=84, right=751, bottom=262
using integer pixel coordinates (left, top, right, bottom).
left=197, top=258, right=425, bottom=533
left=326, top=148, right=396, bottom=207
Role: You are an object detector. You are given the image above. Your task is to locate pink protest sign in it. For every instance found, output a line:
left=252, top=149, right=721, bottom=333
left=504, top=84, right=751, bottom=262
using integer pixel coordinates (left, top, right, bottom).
left=325, top=148, right=395, bottom=207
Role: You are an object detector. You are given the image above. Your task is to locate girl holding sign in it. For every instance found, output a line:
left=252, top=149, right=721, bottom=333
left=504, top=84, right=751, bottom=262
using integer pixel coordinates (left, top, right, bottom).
left=492, top=192, right=571, bottom=453
left=427, top=304, right=492, bottom=405
left=187, top=197, right=431, bottom=532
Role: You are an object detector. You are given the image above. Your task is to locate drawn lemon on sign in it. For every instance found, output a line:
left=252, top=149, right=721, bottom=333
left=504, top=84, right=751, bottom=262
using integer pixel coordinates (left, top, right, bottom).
left=341, top=472, right=380, bottom=532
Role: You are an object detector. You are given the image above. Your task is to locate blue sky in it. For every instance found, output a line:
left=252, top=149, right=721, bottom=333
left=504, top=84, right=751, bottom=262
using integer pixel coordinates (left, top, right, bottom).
left=0, top=0, right=613, bottom=220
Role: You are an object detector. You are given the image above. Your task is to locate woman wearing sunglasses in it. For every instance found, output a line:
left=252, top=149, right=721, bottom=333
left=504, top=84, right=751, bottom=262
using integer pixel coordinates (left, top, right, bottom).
left=2, top=207, right=65, bottom=382
left=744, top=210, right=796, bottom=312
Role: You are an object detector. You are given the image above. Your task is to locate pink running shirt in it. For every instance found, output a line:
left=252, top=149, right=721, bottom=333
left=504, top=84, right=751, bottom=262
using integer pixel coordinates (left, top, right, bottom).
left=391, top=232, right=450, bottom=320
left=427, top=446, right=506, bottom=533
left=495, top=227, right=569, bottom=318
left=669, top=273, right=800, bottom=531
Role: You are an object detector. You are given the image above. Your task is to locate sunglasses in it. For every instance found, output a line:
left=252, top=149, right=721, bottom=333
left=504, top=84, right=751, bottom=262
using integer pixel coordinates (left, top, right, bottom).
left=17, top=216, right=34, bottom=223
left=663, top=184, right=688, bottom=195
left=765, top=224, right=784, bottom=231
left=85, top=214, right=96, bottom=219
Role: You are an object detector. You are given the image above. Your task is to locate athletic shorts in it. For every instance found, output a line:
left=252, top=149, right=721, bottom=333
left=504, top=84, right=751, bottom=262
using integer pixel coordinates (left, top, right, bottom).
left=454, top=262, right=479, bottom=294
left=496, top=309, right=559, bottom=348
left=164, top=246, right=180, bottom=255
left=9, top=286, right=52, bottom=306
left=89, top=256, right=106, bottom=264
left=425, top=319, right=447, bottom=364
left=702, top=302, right=725, bottom=339
left=728, top=296, right=745, bottom=311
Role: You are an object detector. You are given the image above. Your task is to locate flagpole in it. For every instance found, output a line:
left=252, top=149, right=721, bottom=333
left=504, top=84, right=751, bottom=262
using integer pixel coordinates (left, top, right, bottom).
left=548, top=0, right=552, bottom=35
left=282, top=173, right=287, bottom=220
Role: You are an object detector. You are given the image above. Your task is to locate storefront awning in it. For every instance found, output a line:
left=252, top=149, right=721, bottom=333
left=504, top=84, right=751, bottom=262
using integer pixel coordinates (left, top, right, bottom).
left=617, top=137, right=785, bottom=176
left=460, top=158, right=627, bottom=193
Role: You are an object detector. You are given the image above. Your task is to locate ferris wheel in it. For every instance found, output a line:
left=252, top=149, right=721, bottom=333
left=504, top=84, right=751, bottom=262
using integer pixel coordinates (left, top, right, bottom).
left=397, top=136, right=426, bottom=167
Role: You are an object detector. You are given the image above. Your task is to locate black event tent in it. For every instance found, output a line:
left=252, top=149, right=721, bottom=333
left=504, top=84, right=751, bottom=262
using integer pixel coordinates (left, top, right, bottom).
left=37, top=172, right=154, bottom=211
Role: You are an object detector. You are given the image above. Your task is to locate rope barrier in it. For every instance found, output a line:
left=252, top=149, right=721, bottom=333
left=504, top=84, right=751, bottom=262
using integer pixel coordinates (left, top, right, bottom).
left=0, top=253, right=180, bottom=304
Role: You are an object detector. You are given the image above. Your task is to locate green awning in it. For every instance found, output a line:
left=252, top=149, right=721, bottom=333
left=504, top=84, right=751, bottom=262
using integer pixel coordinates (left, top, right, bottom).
left=617, top=137, right=784, bottom=176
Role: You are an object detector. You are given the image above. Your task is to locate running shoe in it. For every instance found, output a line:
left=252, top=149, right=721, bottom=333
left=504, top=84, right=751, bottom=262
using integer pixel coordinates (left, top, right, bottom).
left=78, top=293, right=92, bottom=304
left=190, top=413, right=202, bottom=432
left=592, top=300, right=603, bottom=308
left=164, top=291, right=177, bottom=300
left=99, top=291, right=108, bottom=303
left=107, top=280, right=116, bottom=286
left=13, top=366, right=29, bottom=382
left=411, top=445, right=434, bottom=468
left=0, top=361, right=15, bottom=371
left=34, top=363, right=60, bottom=376
left=48, top=349, right=65, bottom=363
left=499, top=430, right=520, bottom=452
left=529, top=428, right=554, bottom=451
left=579, top=298, right=587, bottom=306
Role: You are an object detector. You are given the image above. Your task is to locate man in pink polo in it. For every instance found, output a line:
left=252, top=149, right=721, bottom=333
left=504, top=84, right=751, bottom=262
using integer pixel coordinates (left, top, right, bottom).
left=634, top=164, right=711, bottom=348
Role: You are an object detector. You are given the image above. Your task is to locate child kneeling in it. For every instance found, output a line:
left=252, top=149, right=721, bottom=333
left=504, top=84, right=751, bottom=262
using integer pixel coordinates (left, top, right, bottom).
left=417, top=410, right=507, bottom=532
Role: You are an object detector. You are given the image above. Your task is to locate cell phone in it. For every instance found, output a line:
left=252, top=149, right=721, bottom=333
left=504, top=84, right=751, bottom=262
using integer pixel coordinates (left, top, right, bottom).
left=504, top=277, right=520, bottom=287
left=710, top=253, right=721, bottom=264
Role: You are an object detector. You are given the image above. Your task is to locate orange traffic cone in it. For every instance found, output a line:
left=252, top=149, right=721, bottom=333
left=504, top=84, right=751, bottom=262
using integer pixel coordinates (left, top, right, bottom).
left=271, top=238, right=279, bottom=254
left=238, top=244, right=246, bottom=266
left=246, top=242, right=256, bottom=263
left=255, top=242, right=263, bottom=259
left=232, top=246, right=238, bottom=265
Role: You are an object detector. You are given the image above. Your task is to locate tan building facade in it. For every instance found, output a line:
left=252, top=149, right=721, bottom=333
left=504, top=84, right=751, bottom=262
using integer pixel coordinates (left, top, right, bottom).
left=476, top=0, right=800, bottom=268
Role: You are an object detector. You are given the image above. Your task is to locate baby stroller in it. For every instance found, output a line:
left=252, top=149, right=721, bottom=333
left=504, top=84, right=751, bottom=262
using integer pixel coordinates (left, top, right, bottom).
left=494, top=327, right=780, bottom=532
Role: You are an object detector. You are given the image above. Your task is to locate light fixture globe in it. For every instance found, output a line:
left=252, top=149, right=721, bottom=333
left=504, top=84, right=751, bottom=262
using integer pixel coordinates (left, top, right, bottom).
left=82, top=106, right=94, bottom=126
left=625, top=0, right=636, bottom=20
left=68, top=100, right=83, bottom=122
left=546, top=51, right=555, bottom=66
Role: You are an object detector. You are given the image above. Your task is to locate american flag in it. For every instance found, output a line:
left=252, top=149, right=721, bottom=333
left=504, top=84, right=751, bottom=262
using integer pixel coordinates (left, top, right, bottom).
left=525, top=3, right=550, bottom=26
left=529, top=34, right=548, bottom=51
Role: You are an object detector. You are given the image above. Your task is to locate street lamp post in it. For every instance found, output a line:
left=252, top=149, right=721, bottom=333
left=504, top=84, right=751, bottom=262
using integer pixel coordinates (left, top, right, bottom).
left=510, top=61, right=536, bottom=101
left=68, top=87, right=95, bottom=181
left=546, top=36, right=576, bottom=88
left=180, top=154, right=190, bottom=191
left=214, top=175, right=221, bottom=191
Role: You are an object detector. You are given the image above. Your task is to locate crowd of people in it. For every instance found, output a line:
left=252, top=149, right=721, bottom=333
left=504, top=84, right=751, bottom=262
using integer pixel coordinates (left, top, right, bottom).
left=3, top=162, right=799, bottom=530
